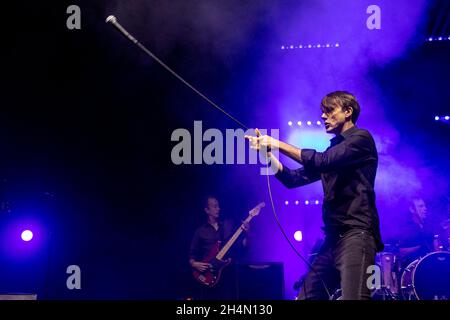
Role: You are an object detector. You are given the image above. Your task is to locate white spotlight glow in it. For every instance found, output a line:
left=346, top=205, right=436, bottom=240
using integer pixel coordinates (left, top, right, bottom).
left=21, top=230, right=33, bottom=242
left=285, top=200, right=289, bottom=205
left=445, top=116, right=450, bottom=120
left=297, top=121, right=302, bottom=126
left=435, top=116, right=440, bottom=121
left=305, top=200, right=309, bottom=205
left=315, top=200, right=320, bottom=205
left=288, top=121, right=293, bottom=126
left=295, top=200, right=299, bottom=205
left=307, top=121, right=312, bottom=126
left=316, top=121, right=321, bottom=125
left=294, top=231, right=303, bottom=242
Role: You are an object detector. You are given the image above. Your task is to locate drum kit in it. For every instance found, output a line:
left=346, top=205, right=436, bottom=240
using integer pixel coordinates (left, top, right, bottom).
left=329, top=220, right=450, bottom=300
left=370, top=224, right=450, bottom=300
left=374, top=250, right=450, bottom=300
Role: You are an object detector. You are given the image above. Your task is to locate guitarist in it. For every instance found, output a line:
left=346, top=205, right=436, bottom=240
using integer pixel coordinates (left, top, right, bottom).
left=188, top=195, right=249, bottom=300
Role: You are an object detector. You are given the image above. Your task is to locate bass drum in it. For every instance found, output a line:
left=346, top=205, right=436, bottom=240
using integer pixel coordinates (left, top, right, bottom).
left=401, top=251, right=450, bottom=300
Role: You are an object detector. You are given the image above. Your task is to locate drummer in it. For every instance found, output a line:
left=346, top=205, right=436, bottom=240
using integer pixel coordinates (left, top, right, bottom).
left=396, top=197, right=439, bottom=268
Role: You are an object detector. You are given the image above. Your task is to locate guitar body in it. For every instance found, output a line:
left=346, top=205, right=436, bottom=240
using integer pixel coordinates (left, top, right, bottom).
left=192, top=241, right=231, bottom=287
left=192, top=202, right=265, bottom=288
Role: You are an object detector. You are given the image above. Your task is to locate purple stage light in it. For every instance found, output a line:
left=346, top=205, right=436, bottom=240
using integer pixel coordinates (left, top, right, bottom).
left=305, top=200, right=309, bottom=205
left=295, top=200, right=299, bottom=205
left=316, top=121, right=321, bottom=125
left=438, top=37, right=442, bottom=41
left=297, top=121, right=302, bottom=126
left=294, top=231, right=303, bottom=242
left=428, top=37, right=433, bottom=41
left=445, top=116, right=449, bottom=120
left=21, top=230, right=33, bottom=242
left=435, top=116, right=440, bottom=121
left=307, top=121, right=312, bottom=126
left=281, top=45, right=285, bottom=50
left=285, top=200, right=289, bottom=205
left=315, top=200, right=320, bottom=205
left=255, top=1, right=434, bottom=300
left=288, top=121, right=293, bottom=126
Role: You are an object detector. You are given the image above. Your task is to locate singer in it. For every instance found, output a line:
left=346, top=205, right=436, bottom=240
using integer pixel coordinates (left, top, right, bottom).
left=246, top=91, right=383, bottom=300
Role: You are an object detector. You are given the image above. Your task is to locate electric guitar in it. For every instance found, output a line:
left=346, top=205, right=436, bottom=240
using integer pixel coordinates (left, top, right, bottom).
left=192, top=202, right=265, bottom=287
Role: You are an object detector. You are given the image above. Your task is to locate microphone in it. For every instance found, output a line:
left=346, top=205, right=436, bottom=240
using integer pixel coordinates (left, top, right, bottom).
left=105, top=15, right=138, bottom=44
left=105, top=14, right=250, bottom=131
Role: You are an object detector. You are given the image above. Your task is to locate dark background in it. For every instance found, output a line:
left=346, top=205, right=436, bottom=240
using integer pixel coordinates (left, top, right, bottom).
left=1, top=1, right=268, bottom=299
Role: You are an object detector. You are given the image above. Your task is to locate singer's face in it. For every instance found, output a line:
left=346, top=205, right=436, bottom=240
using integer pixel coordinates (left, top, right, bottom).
left=321, top=105, right=347, bottom=135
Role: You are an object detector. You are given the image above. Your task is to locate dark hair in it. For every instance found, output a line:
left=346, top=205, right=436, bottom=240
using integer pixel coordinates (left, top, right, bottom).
left=321, top=91, right=361, bottom=124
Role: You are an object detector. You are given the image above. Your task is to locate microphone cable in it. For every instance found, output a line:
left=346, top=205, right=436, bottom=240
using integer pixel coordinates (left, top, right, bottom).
left=106, top=15, right=331, bottom=300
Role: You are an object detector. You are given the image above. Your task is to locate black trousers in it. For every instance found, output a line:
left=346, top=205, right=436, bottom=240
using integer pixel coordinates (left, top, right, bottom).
left=297, top=229, right=377, bottom=300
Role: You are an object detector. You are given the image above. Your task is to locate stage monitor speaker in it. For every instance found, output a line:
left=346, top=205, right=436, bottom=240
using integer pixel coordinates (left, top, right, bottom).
left=236, top=262, right=284, bottom=300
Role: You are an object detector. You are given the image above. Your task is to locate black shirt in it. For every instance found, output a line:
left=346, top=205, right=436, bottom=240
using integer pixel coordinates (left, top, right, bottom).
left=275, top=126, right=383, bottom=251
left=189, top=220, right=234, bottom=261
left=397, top=218, right=435, bottom=265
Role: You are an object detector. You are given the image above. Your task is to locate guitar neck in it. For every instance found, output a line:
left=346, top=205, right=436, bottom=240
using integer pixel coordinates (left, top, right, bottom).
left=216, top=216, right=252, bottom=260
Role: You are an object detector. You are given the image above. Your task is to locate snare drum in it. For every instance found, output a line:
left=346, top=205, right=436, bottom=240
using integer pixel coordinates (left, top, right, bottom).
left=401, top=251, right=450, bottom=300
